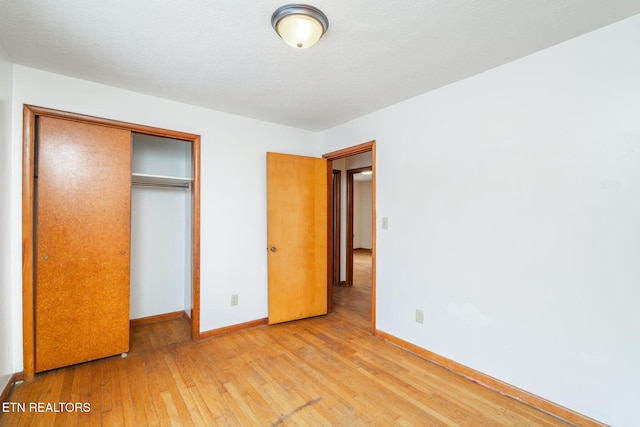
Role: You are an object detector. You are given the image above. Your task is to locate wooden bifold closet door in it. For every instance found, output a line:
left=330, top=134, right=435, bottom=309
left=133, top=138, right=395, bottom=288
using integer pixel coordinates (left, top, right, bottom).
left=35, top=116, right=132, bottom=372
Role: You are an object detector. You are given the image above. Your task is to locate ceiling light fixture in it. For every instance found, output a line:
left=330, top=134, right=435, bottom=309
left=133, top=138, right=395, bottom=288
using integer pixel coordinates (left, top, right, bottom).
left=271, top=4, right=329, bottom=49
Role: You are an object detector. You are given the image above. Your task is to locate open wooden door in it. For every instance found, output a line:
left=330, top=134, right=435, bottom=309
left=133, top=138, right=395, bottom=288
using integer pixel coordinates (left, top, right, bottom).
left=35, top=116, right=131, bottom=372
left=267, top=152, right=328, bottom=324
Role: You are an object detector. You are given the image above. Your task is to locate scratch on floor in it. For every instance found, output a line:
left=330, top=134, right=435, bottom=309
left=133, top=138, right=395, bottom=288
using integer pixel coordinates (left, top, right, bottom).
left=271, top=397, right=323, bottom=426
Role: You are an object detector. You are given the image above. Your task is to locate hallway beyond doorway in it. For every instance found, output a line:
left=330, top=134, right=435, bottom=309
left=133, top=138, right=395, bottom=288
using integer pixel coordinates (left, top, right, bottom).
left=332, top=249, right=371, bottom=332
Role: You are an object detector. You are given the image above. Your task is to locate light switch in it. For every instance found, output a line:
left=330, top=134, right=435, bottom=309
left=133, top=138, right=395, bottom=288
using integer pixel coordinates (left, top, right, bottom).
left=382, top=217, right=389, bottom=229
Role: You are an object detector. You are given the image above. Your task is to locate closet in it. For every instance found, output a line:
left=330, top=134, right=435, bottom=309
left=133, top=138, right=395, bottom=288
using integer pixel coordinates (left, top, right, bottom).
left=23, top=106, right=200, bottom=379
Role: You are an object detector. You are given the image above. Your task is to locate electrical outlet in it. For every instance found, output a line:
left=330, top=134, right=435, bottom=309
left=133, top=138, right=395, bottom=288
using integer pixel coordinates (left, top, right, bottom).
left=415, top=309, right=424, bottom=324
left=231, top=294, right=239, bottom=306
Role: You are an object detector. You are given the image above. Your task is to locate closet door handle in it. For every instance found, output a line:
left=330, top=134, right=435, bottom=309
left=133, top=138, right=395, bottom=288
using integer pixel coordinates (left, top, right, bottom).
left=120, top=251, right=126, bottom=255
left=270, top=246, right=277, bottom=252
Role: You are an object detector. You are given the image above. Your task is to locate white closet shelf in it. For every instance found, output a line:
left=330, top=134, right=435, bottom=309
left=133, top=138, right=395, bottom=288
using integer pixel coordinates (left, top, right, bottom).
left=131, top=173, right=192, bottom=188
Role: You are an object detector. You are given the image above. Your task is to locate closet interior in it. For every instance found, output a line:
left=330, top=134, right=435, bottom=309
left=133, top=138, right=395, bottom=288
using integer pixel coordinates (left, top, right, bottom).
left=130, top=133, right=193, bottom=322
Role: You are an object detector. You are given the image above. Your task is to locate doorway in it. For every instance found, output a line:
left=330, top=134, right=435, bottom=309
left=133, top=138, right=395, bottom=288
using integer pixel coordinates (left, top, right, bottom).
left=323, top=141, right=376, bottom=333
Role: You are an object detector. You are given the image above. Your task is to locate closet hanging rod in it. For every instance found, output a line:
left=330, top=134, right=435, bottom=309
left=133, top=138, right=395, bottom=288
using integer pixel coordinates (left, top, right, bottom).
left=131, top=181, right=190, bottom=189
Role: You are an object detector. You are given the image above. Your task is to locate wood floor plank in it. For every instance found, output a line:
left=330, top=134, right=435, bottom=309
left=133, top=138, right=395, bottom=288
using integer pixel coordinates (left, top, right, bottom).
left=32, top=369, right=65, bottom=427
left=60, top=364, right=81, bottom=426
left=223, top=381, right=267, bottom=426
left=128, top=354, right=155, bottom=426
left=107, top=358, right=126, bottom=426
left=249, top=360, right=326, bottom=426
left=173, top=349, right=222, bottom=425
left=162, top=351, right=207, bottom=426
left=84, top=362, right=103, bottom=426
left=159, top=390, right=182, bottom=426
left=143, top=347, right=172, bottom=425
left=159, top=353, right=198, bottom=426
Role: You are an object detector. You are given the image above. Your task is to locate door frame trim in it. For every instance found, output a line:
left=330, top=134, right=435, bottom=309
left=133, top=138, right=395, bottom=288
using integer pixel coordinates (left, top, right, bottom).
left=331, top=169, right=342, bottom=289
left=323, top=141, right=376, bottom=333
left=22, top=105, right=202, bottom=381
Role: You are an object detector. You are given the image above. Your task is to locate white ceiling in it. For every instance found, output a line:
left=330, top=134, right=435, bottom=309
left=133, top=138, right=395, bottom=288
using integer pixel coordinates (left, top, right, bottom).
left=1, top=1, right=639, bottom=131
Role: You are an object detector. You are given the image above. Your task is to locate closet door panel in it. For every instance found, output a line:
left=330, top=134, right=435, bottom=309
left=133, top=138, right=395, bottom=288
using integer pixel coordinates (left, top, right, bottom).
left=35, top=116, right=131, bottom=372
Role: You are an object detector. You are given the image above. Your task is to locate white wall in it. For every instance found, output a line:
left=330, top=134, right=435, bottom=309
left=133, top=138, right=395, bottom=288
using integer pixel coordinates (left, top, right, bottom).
left=7, top=65, right=321, bottom=373
left=320, top=15, right=640, bottom=427
left=130, top=187, right=190, bottom=319
left=0, top=45, right=14, bottom=394
left=354, top=180, right=372, bottom=249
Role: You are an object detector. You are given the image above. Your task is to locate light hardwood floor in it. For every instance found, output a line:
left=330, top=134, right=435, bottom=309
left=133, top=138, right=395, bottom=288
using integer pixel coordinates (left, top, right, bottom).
left=1, top=251, right=572, bottom=426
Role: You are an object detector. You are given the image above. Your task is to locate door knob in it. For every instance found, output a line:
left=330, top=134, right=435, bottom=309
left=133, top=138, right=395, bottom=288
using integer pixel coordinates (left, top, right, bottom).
left=270, top=246, right=277, bottom=252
